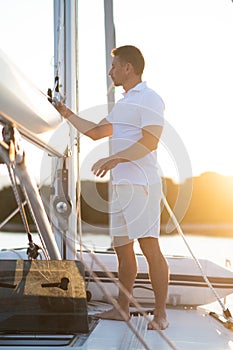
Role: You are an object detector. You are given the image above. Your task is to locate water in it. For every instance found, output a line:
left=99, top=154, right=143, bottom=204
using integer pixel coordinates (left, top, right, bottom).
left=1, top=231, right=233, bottom=268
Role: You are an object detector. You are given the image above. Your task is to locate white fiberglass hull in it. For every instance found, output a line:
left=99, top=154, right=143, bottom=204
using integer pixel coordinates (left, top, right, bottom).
left=81, top=251, right=233, bottom=307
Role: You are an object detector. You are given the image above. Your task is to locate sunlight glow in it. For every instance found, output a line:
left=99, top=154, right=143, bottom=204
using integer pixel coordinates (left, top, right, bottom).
left=0, top=0, right=233, bottom=184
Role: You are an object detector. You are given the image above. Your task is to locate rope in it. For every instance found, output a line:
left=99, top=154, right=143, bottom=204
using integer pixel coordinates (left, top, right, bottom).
left=80, top=248, right=178, bottom=350
left=0, top=200, right=26, bottom=231
left=83, top=263, right=152, bottom=350
left=7, top=164, right=49, bottom=260
left=58, top=227, right=178, bottom=350
left=1, top=166, right=176, bottom=347
left=7, top=165, right=32, bottom=243
left=162, top=193, right=233, bottom=323
left=0, top=162, right=51, bottom=259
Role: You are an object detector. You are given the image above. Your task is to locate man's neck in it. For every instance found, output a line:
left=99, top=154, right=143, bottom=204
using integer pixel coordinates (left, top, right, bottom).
left=123, top=77, right=142, bottom=92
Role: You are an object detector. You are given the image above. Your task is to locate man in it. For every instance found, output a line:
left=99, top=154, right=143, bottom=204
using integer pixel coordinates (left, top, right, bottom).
left=54, top=45, right=169, bottom=330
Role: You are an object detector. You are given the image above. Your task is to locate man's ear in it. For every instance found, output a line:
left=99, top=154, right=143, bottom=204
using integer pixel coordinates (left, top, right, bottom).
left=125, top=62, right=134, bottom=74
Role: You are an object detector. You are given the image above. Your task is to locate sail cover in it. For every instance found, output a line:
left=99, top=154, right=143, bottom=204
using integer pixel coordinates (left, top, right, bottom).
left=0, top=49, right=62, bottom=134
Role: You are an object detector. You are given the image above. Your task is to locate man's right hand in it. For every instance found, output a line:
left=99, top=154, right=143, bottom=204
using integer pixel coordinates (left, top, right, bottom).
left=52, top=99, right=72, bottom=119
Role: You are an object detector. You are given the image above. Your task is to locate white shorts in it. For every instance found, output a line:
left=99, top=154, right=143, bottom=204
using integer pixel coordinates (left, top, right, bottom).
left=110, top=183, right=162, bottom=247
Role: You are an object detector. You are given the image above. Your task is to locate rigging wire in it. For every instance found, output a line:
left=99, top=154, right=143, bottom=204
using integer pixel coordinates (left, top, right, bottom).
left=7, top=167, right=42, bottom=260
left=6, top=165, right=32, bottom=241
left=55, top=226, right=178, bottom=350
left=20, top=182, right=49, bottom=260
left=0, top=157, right=60, bottom=260
left=162, top=193, right=233, bottom=324
left=79, top=249, right=178, bottom=350
left=0, top=160, right=59, bottom=231
left=0, top=127, right=48, bottom=259
left=0, top=165, right=55, bottom=260
left=2, top=0, right=231, bottom=346
left=76, top=139, right=83, bottom=259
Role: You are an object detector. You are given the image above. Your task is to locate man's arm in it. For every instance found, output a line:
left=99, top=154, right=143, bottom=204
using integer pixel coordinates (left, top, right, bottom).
left=92, top=125, right=163, bottom=177
left=54, top=101, right=112, bottom=140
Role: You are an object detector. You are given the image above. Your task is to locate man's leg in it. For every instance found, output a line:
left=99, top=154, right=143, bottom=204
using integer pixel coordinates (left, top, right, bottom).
left=138, top=237, right=169, bottom=330
left=95, top=241, right=137, bottom=320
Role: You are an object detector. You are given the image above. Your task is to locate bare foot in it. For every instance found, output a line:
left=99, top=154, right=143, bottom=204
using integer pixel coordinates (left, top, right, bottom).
left=148, top=315, right=169, bottom=330
left=94, top=307, right=130, bottom=321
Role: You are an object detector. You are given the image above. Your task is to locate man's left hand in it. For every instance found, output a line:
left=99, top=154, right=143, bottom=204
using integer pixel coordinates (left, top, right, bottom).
left=91, top=157, right=120, bottom=178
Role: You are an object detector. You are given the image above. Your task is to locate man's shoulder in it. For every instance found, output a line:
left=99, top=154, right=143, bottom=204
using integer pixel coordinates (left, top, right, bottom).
left=140, top=85, right=165, bottom=111
left=141, top=83, right=161, bottom=97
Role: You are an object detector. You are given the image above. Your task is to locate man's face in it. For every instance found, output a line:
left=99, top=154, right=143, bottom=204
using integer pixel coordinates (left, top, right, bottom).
left=109, top=56, right=127, bottom=87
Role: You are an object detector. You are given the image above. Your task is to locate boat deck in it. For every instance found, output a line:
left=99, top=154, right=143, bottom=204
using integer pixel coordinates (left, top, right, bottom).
left=85, top=303, right=233, bottom=350
left=0, top=304, right=232, bottom=350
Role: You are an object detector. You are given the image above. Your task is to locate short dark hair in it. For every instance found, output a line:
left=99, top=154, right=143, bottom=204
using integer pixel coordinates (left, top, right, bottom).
left=111, top=45, right=145, bottom=76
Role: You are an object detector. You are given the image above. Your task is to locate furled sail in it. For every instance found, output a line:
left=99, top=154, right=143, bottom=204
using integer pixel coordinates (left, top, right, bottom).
left=0, top=49, right=62, bottom=134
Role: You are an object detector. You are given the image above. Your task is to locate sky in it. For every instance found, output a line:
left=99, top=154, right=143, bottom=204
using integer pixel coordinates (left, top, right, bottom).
left=0, top=0, right=233, bottom=187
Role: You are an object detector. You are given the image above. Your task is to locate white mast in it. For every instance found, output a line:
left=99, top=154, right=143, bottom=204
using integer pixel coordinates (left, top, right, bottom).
left=104, top=0, right=116, bottom=232
left=52, top=1, right=115, bottom=259
left=104, top=0, right=115, bottom=111
left=53, top=0, right=78, bottom=259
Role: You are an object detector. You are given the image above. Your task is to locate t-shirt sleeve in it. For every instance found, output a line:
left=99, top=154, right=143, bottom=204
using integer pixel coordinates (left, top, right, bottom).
left=139, top=91, right=165, bottom=127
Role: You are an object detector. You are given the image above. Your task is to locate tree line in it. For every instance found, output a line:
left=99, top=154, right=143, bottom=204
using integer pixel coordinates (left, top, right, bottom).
left=1, top=172, right=233, bottom=235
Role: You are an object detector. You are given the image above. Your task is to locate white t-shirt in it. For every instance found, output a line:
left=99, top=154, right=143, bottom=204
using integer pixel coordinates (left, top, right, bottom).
left=106, top=81, right=165, bottom=185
